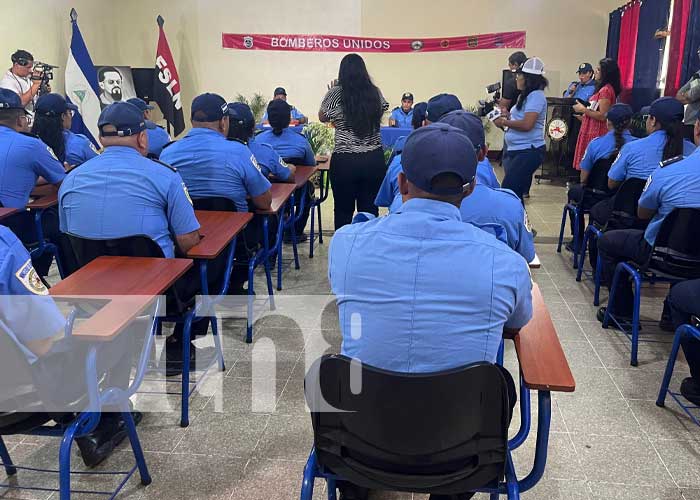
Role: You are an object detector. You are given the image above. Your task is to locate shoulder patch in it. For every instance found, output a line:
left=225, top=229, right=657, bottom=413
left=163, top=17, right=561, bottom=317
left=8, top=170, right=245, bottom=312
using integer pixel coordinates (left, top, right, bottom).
left=89, top=142, right=99, bottom=154
left=15, top=259, right=48, bottom=295
left=523, top=208, right=532, bottom=233
left=643, top=174, right=653, bottom=192
left=46, top=145, right=59, bottom=161
left=181, top=182, right=193, bottom=205
left=151, top=158, right=177, bottom=172
left=660, top=155, right=683, bottom=168
left=250, top=154, right=261, bottom=172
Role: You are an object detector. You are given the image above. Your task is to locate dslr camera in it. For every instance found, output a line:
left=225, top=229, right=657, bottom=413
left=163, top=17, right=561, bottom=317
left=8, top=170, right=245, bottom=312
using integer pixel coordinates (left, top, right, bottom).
left=477, top=82, right=501, bottom=118
left=30, top=62, right=58, bottom=96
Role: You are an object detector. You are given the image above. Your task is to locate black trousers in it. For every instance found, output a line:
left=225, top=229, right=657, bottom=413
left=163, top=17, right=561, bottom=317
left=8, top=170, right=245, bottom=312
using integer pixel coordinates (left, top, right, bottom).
left=683, top=124, right=696, bottom=143
left=598, top=229, right=652, bottom=316
left=330, top=149, right=386, bottom=230
left=502, top=146, right=545, bottom=203
left=667, top=279, right=700, bottom=382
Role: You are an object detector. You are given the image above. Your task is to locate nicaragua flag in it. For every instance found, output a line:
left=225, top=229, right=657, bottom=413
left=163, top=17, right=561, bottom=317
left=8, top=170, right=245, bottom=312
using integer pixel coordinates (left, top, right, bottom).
left=65, top=8, right=100, bottom=146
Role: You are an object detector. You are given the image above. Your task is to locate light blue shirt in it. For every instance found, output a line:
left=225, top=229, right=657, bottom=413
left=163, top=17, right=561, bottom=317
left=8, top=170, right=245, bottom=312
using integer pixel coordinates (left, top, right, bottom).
left=460, top=186, right=535, bottom=262
left=374, top=154, right=404, bottom=213
left=390, top=107, right=414, bottom=128
left=146, top=125, right=171, bottom=158
left=328, top=198, right=533, bottom=373
left=59, top=146, right=200, bottom=258
left=247, top=136, right=293, bottom=181
left=160, top=128, right=271, bottom=213
left=0, top=126, right=66, bottom=208
left=580, top=130, right=637, bottom=172
left=563, top=79, right=596, bottom=101
left=0, top=226, right=65, bottom=363
left=63, top=130, right=98, bottom=166
left=256, top=128, right=315, bottom=165
left=638, top=147, right=700, bottom=246
left=505, top=90, right=547, bottom=151
left=261, top=106, right=306, bottom=124
left=477, top=158, right=500, bottom=189
left=608, top=130, right=696, bottom=182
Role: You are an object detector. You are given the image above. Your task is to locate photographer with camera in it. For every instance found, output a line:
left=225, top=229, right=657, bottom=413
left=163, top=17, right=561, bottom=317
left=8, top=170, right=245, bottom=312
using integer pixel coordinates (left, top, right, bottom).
left=0, top=50, right=48, bottom=118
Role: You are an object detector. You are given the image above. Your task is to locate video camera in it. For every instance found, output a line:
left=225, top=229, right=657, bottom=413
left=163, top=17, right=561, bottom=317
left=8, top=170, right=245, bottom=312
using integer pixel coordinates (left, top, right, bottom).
left=477, top=81, right=501, bottom=118
left=30, top=62, right=58, bottom=96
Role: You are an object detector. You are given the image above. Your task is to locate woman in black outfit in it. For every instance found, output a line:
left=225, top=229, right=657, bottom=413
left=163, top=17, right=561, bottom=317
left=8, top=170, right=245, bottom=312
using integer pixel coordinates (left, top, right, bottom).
left=319, top=53, right=389, bottom=229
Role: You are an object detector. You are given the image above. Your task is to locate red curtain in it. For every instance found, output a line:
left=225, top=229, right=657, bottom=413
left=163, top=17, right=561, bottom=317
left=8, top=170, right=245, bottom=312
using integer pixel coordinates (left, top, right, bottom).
left=617, top=1, right=641, bottom=102
left=665, top=0, right=693, bottom=95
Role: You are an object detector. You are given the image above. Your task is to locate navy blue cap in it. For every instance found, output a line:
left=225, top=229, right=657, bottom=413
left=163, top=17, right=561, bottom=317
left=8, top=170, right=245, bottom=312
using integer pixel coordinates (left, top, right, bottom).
left=402, top=92, right=414, bottom=101
left=426, top=93, right=462, bottom=123
left=649, top=97, right=685, bottom=123
left=0, top=88, right=24, bottom=111
left=97, top=102, right=147, bottom=137
left=35, top=93, right=78, bottom=116
left=438, top=110, right=485, bottom=150
left=191, top=93, right=228, bottom=122
left=401, top=123, right=478, bottom=196
left=228, top=102, right=255, bottom=129
left=577, top=63, right=593, bottom=74
left=640, top=106, right=651, bottom=116
left=267, top=99, right=291, bottom=129
left=605, top=103, right=633, bottom=125
left=126, top=97, right=154, bottom=112
left=274, top=87, right=287, bottom=96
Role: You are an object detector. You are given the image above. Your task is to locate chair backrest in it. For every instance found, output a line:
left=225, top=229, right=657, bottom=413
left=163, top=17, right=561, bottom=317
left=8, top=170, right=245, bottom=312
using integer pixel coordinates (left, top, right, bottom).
left=586, top=156, right=615, bottom=193
left=66, top=234, right=164, bottom=272
left=192, top=197, right=238, bottom=212
left=649, top=208, right=700, bottom=278
left=608, top=177, right=648, bottom=230
left=306, top=355, right=509, bottom=495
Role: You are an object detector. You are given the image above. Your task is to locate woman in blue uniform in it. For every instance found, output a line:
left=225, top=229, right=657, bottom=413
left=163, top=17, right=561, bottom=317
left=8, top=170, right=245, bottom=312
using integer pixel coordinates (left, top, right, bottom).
left=31, top=93, right=98, bottom=166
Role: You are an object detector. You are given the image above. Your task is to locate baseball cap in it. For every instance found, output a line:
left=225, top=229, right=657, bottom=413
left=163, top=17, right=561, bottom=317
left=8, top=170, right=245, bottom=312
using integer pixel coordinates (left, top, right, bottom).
left=438, top=110, right=485, bottom=151
left=191, top=93, right=228, bottom=122
left=35, top=93, right=78, bottom=116
left=519, top=57, right=546, bottom=75
left=426, top=93, right=462, bottom=122
left=126, top=97, right=154, bottom=112
left=0, top=88, right=24, bottom=111
left=577, top=63, right=593, bottom=74
left=274, top=87, right=287, bottom=96
left=267, top=99, right=291, bottom=128
left=98, top=102, right=147, bottom=137
left=605, top=103, right=633, bottom=125
left=648, top=96, right=684, bottom=123
left=401, top=123, right=478, bottom=196
left=228, top=102, right=255, bottom=129
left=401, top=92, right=414, bottom=101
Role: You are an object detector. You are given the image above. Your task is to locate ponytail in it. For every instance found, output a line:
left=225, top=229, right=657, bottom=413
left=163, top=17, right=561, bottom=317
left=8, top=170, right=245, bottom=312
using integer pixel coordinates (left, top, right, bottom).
left=661, top=120, right=684, bottom=161
left=612, top=119, right=630, bottom=156
left=31, top=113, right=66, bottom=163
left=272, top=126, right=284, bottom=137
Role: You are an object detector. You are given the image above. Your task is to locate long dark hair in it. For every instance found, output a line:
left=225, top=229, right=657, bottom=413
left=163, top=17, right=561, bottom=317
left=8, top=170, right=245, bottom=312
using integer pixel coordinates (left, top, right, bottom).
left=612, top=118, right=631, bottom=156
left=516, top=73, right=548, bottom=111
left=658, top=118, right=685, bottom=161
left=227, top=118, right=254, bottom=144
left=31, top=113, right=65, bottom=162
left=596, top=58, right=622, bottom=96
left=412, top=102, right=427, bottom=129
left=338, top=53, right=383, bottom=137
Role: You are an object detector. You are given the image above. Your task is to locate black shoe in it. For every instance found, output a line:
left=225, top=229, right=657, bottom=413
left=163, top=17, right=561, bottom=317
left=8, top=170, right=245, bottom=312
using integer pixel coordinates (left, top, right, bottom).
left=283, top=232, right=308, bottom=244
left=597, top=307, right=637, bottom=329
left=564, top=240, right=575, bottom=253
left=163, top=341, right=216, bottom=377
left=76, top=411, right=143, bottom=468
left=681, top=378, right=700, bottom=406
left=659, top=317, right=675, bottom=333
left=523, top=193, right=530, bottom=199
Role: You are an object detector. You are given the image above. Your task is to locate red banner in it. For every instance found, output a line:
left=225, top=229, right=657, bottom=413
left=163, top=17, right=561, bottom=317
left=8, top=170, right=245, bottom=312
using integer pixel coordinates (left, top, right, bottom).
left=222, top=31, right=526, bottom=53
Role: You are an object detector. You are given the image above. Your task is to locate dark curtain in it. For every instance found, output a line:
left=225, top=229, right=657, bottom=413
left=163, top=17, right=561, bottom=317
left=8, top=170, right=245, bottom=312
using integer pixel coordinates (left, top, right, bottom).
left=631, top=0, right=671, bottom=110
left=680, top=0, right=700, bottom=84
left=607, top=9, right=623, bottom=60
left=665, top=0, right=692, bottom=96
left=618, top=1, right=641, bottom=103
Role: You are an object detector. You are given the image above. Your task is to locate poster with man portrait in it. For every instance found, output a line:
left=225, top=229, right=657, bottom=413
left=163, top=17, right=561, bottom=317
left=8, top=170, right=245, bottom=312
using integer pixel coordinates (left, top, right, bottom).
left=94, top=66, right=137, bottom=110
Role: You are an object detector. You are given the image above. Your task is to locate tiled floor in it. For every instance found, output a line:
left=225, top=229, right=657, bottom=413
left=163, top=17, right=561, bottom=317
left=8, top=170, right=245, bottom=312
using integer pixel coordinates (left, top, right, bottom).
left=3, top=164, right=700, bottom=499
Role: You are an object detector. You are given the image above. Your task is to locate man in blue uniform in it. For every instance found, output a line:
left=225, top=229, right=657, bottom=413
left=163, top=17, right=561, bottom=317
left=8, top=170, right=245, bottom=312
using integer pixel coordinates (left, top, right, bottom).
left=126, top=97, right=171, bottom=158
left=59, top=101, right=205, bottom=375
left=0, top=88, right=67, bottom=277
left=388, top=92, right=414, bottom=128
left=260, top=87, right=307, bottom=125
left=563, top=63, right=596, bottom=101
left=597, top=111, right=700, bottom=322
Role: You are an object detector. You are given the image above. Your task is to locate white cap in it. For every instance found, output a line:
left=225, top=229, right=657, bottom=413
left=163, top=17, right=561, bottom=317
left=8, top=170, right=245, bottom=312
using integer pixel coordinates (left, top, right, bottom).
left=520, top=57, right=546, bottom=76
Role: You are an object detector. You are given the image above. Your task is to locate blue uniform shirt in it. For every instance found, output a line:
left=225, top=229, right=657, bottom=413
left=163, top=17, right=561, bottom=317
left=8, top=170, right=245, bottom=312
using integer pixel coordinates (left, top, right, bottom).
left=390, top=107, right=414, bottom=128
left=146, top=125, right=171, bottom=158
left=63, top=130, right=99, bottom=166
left=563, top=79, right=596, bottom=101
left=160, top=128, right=271, bottom=213
left=460, top=186, right=535, bottom=262
left=261, top=106, right=306, bottom=124
left=59, top=146, right=200, bottom=258
left=579, top=130, right=637, bottom=172
left=374, top=154, right=404, bottom=213
left=638, top=147, right=700, bottom=246
left=248, top=135, right=293, bottom=181
left=0, top=127, right=66, bottom=208
left=608, top=130, right=696, bottom=182
left=256, top=128, right=316, bottom=165
left=505, top=90, right=547, bottom=151
left=477, top=158, right=500, bottom=189
left=329, top=198, right=533, bottom=373
left=392, top=135, right=408, bottom=154
left=0, top=226, right=65, bottom=363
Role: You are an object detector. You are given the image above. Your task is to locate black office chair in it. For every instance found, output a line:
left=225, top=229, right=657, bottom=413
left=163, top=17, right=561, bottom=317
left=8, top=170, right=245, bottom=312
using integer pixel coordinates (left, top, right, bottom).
left=192, top=197, right=237, bottom=212
left=585, top=156, right=615, bottom=197
left=301, top=355, right=514, bottom=499
left=66, top=234, right=165, bottom=271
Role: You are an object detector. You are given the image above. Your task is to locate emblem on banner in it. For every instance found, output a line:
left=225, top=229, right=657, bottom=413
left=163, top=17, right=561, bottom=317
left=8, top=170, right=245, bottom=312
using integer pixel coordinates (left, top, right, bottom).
left=243, top=36, right=254, bottom=49
left=440, top=39, right=450, bottom=48
left=411, top=40, right=424, bottom=51
left=467, top=37, right=479, bottom=48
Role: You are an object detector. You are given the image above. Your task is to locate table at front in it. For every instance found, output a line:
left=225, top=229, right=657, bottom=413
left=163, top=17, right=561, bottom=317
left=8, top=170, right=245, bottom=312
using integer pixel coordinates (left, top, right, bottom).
left=381, top=127, right=412, bottom=148
left=0, top=208, right=18, bottom=222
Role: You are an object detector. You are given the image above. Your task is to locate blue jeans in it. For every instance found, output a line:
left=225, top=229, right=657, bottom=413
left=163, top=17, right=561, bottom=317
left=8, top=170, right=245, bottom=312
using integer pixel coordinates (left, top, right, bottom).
left=502, top=145, right=545, bottom=202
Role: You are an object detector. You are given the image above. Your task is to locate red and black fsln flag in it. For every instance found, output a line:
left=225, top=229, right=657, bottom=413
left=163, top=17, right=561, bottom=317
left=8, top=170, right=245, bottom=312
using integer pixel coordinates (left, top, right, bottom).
left=154, top=15, right=185, bottom=136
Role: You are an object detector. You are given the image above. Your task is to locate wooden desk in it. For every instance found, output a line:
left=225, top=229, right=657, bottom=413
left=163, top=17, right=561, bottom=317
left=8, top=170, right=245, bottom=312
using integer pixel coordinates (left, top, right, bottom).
left=50, top=256, right=192, bottom=341
left=26, top=193, right=58, bottom=210
left=513, top=283, right=575, bottom=392
left=529, top=254, right=541, bottom=269
left=293, top=165, right=319, bottom=189
left=257, top=183, right=296, bottom=215
left=188, top=211, right=252, bottom=260
left=0, top=207, right=18, bottom=221
left=31, top=184, right=58, bottom=198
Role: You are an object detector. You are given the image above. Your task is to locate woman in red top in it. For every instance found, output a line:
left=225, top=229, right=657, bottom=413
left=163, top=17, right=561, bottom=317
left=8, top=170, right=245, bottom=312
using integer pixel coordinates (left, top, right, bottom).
left=572, top=58, right=622, bottom=170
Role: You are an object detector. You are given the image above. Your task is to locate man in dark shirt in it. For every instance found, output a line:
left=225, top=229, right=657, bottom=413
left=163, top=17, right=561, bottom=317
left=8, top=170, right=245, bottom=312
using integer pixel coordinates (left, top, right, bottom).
left=499, top=51, right=527, bottom=111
